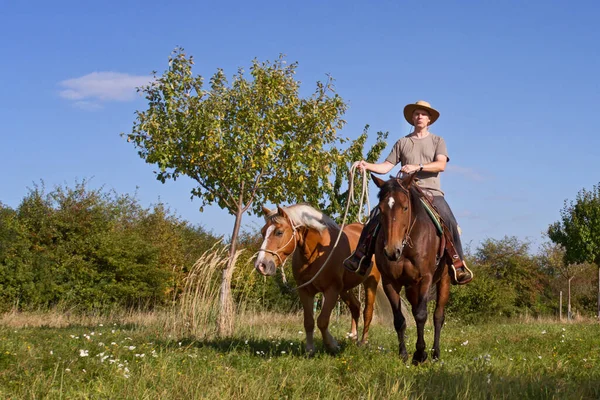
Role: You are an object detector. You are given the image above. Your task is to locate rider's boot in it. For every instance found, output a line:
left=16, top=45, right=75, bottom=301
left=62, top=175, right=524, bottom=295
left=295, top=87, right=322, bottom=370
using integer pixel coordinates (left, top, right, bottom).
left=343, top=214, right=380, bottom=276
left=448, top=257, right=474, bottom=285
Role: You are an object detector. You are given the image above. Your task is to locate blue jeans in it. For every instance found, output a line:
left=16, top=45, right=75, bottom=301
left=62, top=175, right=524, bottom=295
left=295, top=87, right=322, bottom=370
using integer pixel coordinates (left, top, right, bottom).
left=432, top=196, right=464, bottom=260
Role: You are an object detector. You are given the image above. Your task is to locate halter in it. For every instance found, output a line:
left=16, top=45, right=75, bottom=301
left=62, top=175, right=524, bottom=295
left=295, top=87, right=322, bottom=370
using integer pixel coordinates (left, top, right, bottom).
left=257, top=213, right=299, bottom=267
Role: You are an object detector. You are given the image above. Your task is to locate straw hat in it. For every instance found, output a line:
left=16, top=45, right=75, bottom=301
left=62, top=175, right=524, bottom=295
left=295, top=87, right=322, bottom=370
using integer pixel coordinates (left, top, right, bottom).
left=403, top=100, right=440, bottom=126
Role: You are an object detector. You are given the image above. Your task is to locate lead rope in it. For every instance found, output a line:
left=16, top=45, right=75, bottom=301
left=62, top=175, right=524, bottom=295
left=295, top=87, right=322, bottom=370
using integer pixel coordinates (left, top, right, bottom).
left=293, top=163, right=370, bottom=291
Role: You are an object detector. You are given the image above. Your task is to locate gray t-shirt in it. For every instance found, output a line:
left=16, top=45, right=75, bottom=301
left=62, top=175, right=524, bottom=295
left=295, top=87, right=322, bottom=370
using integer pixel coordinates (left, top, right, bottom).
left=385, top=133, right=449, bottom=196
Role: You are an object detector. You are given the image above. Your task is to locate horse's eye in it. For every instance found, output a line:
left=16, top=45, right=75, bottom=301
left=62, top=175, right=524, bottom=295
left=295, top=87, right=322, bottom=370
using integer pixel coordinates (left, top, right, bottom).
left=275, top=230, right=284, bottom=237
left=404, top=206, right=409, bottom=212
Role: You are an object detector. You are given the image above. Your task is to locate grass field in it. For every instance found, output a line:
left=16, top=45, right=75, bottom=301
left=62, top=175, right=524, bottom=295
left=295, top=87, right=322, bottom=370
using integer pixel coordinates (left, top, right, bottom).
left=1, top=310, right=599, bottom=399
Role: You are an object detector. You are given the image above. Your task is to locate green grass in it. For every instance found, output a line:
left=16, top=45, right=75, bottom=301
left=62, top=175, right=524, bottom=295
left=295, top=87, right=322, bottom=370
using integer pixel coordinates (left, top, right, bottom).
left=1, top=313, right=599, bottom=399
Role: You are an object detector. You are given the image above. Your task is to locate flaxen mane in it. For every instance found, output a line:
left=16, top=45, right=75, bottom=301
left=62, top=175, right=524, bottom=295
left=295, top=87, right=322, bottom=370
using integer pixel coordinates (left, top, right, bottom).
left=267, top=204, right=339, bottom=232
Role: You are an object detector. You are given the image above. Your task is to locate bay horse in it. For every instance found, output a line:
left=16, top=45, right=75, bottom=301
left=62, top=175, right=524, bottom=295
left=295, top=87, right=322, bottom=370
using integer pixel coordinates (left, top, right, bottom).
left=254, top=204, right=381, bottom=354
left=372, top=173, right=451, bottom=364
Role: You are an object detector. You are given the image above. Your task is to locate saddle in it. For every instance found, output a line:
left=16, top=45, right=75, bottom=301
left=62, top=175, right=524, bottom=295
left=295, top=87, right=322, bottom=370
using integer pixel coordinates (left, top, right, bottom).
left=412, top=185, right=465, bottom=272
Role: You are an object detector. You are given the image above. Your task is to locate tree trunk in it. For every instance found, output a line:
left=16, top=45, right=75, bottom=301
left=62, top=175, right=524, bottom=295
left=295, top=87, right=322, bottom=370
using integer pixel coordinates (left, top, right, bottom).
left=217, top=204, right=244, bottom=337
left=597, top=265, right=600, bottom=320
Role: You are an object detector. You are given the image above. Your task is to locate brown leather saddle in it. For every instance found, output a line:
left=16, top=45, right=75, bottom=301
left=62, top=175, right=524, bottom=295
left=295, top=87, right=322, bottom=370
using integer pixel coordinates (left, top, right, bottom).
left=412, top=184, right=464, bottom=271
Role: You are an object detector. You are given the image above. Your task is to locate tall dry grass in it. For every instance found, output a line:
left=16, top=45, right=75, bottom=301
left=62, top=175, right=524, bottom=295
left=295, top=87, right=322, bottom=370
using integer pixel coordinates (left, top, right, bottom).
left=161, top=243, right=245, bottom=339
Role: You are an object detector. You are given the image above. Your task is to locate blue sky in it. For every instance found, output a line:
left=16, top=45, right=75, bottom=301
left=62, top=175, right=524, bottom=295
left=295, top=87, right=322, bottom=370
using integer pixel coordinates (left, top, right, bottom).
left=1, top=1, right=599, bottom=253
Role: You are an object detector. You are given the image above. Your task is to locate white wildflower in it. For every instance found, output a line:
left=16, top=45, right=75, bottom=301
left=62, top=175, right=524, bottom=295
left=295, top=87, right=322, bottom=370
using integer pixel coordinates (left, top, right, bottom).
left=79, top=349, right=89, bottom=357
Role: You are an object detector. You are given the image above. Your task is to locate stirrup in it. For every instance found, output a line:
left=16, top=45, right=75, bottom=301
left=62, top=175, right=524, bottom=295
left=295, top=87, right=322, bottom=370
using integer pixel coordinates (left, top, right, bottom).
left=448, top=258, right=474, bottom=285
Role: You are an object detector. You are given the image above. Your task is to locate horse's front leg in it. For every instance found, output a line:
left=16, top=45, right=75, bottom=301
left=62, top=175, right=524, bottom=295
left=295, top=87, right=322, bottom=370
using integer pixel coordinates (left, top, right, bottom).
left=406, top=275, right=433, bottom=365
left=382, top=281, right=408, bottom=361
left=432, top=273, right=451, bottom=360
left=317, top=287, right=341, bottom=353
left=298, top=289, right=316, bottom=355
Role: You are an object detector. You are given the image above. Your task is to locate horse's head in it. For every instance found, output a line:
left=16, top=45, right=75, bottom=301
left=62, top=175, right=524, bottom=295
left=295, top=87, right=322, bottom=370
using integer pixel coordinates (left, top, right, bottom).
left=373, top=173, right=418, bottom=261
left=254, top=205, right=298, bottom=276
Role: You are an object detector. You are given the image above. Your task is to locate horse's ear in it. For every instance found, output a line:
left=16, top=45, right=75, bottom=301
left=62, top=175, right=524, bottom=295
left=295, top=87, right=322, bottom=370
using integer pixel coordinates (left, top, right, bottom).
left=277, top=205, right=288, bottom=218
left=262, top=205, right=273, bottom=216
left=403, top=172, right=418, bottom=188
left=372, top=174, right=386, bottom=188
left=262, top=205, right=274, bottom=221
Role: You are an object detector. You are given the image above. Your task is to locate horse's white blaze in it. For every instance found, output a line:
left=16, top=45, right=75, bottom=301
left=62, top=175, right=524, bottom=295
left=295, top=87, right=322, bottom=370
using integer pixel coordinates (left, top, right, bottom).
left=256, top=225, right=275, bottom=265
left=388, top=197, right=395, bottom=210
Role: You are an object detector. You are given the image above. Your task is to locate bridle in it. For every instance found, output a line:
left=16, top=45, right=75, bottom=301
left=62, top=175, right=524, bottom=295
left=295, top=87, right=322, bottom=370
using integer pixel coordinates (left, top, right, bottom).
left=386, top=178, right=417, bottom=254
left=257, top=214, right=299, bottom=267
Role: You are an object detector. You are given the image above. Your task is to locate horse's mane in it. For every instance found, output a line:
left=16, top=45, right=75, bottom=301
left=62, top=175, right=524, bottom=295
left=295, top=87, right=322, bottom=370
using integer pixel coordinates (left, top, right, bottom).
left=268, top=204, right=339, bottom=232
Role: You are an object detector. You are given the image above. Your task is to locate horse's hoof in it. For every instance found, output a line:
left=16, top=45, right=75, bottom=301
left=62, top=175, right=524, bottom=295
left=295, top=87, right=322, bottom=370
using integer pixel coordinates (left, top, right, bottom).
left=357, top=340, right=369, bottom=347
left=412, top=351, right=428, bottom=365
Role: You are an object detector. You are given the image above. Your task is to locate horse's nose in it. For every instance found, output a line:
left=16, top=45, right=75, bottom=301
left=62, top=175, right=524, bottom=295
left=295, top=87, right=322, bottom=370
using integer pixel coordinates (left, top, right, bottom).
left=255, top=260, right=276, bottom=276
left=255, top=261, right=267, bottom=274
left=384, top=246, right=402, bottom=261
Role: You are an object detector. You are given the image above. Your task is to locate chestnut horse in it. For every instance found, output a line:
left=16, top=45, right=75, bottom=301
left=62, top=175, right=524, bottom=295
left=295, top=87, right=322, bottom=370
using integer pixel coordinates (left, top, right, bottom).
left=372, top=173, right=451, bottom=364
left=255, top=204, right=381, bottom=354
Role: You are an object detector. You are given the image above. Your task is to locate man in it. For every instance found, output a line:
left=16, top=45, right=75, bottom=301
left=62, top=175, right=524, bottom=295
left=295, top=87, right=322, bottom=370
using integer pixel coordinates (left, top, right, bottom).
left=343, top=100, right=473, bottom=285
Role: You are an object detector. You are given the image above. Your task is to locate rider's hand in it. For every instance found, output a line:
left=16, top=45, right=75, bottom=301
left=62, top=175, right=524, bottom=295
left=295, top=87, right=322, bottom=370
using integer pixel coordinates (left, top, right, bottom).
left=401, top=164, right=420, bottom=174
left=353, top=160, right=367, bottom=173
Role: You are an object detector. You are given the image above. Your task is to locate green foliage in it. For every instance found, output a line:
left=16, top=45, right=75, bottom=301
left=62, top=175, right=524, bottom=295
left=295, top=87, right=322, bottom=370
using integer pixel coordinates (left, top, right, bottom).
left=474, top=236, right=550, bottom=312
left=0, top=182, right=218, bottom=312
left=448, top=266, right=518, bottom=321
left=448, top=236, right=560, bottom=319
left=548, top=183, right=600, bottom=266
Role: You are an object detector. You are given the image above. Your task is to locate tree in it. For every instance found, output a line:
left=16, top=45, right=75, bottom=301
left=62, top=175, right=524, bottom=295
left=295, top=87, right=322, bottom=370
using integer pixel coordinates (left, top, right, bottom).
left=548, top=183, right=600, bottom=319
left=126, top=48, right=362, bottom=335
left=538, top=242, right=586, bottom=319
left=474, top=236, right=548, bottom=312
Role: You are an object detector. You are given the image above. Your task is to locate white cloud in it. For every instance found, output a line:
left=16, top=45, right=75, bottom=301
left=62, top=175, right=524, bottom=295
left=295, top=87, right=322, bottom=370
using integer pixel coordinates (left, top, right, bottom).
left=73, top=100, right=103, bottom=111
left=58, top=72, right=153, bottom=107
left=446, top=165, right=486, bottom=182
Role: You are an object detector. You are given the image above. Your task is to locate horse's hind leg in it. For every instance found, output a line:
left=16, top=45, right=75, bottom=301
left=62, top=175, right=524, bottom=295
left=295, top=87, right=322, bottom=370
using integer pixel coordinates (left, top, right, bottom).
left=360, top=275, right=379, bottom=345
left=298, top=289, right=316, bottom=355
left=339, top=290, right=360, bottom=341
left=432, top=274, right=450, bottom=360
left=317, top=287, right=342, bottom=353
left=406, top=276, right=433, bottom=365
left=382, top=282, right=408, bottom=362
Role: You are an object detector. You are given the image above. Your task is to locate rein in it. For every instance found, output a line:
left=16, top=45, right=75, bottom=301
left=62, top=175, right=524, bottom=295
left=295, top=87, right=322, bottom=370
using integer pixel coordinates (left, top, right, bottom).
left=393, top=173, right=417, bottom=253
